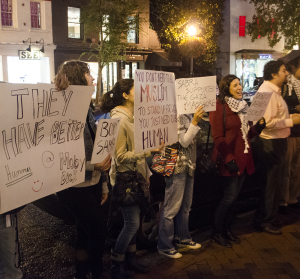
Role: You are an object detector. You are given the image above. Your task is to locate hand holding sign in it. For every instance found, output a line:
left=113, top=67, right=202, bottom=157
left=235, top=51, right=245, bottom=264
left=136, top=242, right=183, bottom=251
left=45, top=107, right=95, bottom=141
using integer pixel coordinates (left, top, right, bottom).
left=94, top=154, right=111, bottom=171
left=191, top=105, right=205, bottom=126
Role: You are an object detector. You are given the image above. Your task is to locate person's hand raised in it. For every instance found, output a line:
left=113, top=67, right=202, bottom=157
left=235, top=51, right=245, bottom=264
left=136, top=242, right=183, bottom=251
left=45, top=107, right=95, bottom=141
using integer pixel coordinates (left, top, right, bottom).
left=191, top=105, right=205, bottom=126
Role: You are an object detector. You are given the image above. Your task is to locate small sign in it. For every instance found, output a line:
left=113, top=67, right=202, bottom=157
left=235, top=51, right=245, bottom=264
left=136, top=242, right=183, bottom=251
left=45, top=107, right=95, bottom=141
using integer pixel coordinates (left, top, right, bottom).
left=19, top=50, right=40, bottom=60
left=245, top=92, right=273, bottom=121
left=259, top=54, right=272, bottom=59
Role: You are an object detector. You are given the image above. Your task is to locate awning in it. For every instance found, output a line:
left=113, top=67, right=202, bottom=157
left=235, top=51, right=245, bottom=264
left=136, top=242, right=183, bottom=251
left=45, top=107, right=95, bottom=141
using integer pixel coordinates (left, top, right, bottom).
left=148, top=51, right=182, bottom=67
left=235, top=49, right=283, bottom=60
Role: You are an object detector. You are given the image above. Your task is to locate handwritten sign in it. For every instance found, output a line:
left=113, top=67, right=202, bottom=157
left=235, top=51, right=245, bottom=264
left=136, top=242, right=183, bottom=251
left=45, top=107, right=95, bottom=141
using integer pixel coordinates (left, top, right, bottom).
left=134, top=69, right=178, bottom=153
left=91, top=118, right=121, bottom=164
left=245, top=92, right=273, bottom=121
left=0, top=83, right=93, bottom=213
left=175, top=76, right=217, bottom=114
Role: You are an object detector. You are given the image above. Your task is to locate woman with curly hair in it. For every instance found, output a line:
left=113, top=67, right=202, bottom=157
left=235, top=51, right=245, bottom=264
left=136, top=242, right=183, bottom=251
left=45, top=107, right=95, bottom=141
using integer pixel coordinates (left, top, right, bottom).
left=209, top=75, right=265, bottom=247
left=54, top=60, right=110, bottom=279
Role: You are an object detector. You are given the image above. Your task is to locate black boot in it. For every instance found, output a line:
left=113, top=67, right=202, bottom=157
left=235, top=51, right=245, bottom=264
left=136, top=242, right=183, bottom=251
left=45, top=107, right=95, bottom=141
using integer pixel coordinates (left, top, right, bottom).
left=224, top=222, right=241, bottom=244
left=125, top=252, right=150, bottom=274
left=211, top=224, right=232, bottom=248
left=111, top=251, right=134, bottom=279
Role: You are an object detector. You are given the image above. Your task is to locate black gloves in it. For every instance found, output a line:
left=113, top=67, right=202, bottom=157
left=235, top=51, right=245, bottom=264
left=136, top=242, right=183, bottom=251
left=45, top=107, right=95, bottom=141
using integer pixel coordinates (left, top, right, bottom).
left=254, top=117, right=266, bottom=134
left=225, top=160, right=240, bottom=173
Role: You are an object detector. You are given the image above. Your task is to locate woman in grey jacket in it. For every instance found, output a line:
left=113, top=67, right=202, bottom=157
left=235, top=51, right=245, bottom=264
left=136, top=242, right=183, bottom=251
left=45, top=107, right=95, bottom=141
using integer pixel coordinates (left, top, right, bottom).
left=54, top=60, right=110, bottom=279
left=101, top=79, right=162, bottom=279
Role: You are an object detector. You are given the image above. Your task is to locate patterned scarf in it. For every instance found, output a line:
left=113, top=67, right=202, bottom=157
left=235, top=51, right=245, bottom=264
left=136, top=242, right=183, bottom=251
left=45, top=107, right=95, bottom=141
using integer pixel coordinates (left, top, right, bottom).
left=225, top=96, right=250, bottom=153
left=287, top=74, right=300, bottom=101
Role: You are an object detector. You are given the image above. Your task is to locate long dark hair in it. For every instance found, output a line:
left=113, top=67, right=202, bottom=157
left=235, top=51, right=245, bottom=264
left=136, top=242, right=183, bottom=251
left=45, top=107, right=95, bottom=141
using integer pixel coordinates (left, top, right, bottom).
left=218, top=74, right=240, bottom=103
left=100, top=79, right=134, bottom=113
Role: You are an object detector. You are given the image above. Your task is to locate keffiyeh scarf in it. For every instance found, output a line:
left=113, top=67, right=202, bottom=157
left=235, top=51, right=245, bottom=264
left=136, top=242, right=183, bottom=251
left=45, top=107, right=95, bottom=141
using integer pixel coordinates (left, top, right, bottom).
left=287, top=74, right=300, bottom=102
left=225, top=96, right=250, bottom=153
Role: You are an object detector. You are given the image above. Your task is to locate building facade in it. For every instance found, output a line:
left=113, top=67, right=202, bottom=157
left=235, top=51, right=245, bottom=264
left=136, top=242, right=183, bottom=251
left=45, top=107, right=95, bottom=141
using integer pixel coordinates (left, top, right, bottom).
left=0, top=0, right=55, bottom=83
left=216, top=0, right=285, bottom=88
left=51, top=0, right=165, bottom=96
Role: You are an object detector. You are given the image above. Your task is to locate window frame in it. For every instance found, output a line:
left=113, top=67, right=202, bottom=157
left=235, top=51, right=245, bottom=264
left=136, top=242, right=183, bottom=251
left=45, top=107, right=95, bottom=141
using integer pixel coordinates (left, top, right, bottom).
left=1, top=0, right=13, bottom=27
left=30, top=1, right=41, bottom=29
left=67, top=6, right=81, bottom=39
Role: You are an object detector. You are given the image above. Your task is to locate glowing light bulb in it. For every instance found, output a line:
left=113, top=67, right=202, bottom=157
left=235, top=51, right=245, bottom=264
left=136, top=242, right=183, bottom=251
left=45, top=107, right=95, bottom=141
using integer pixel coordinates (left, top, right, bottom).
left=187, top=25, right=196, bottom=36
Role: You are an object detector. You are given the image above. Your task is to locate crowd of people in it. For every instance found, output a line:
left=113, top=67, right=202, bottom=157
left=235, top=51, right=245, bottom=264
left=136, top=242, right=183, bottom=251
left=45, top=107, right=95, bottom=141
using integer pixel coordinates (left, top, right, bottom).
left=2, top=50, right=300, bottom=279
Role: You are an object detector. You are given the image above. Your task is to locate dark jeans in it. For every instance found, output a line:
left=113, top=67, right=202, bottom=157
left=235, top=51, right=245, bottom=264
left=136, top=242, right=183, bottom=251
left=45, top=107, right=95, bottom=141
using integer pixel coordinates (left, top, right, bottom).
left=214, top=173, right=246, bottom=227
left=57, top=184, right=106, bottom=278
left=254, top=137, right=287, bottom=227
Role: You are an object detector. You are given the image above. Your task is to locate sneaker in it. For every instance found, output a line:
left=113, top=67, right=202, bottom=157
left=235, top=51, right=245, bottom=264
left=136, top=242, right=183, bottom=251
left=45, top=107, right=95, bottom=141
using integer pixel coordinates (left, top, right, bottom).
left=158, top=249, right=182, bottom=259
left=175, top=241, right=201, bottom=250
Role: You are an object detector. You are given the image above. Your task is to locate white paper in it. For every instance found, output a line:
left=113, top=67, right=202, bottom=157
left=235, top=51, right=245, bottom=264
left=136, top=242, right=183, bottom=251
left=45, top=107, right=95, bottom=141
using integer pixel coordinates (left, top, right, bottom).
left=176, top=76, right=217, bottom=115
left=245, top=92, right=273, bottom=121
left=91, top=118, right=121, bottom=164
left=0, top=83, right=94, bottom=213
left=134, top=69, right=178, bottom=153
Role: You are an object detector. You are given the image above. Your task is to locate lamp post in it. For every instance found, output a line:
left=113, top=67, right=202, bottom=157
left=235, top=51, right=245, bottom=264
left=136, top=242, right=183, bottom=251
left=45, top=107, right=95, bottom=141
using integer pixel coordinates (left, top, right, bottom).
left=187, top=25, right=196, bottom=77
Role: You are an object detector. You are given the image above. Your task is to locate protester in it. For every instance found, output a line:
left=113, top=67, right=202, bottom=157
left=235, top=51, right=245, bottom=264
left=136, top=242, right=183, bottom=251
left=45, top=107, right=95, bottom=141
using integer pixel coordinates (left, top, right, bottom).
left=100, top=79, right=163, bottom=279
left=157, top=106, right=205, bottom=258
left=209, top=75, right=265, bottom=247
left=279, top=50, right=300, bottom=213
left=254, top=60, right=300, bottom=235
left=54, top=60, right=111, bottom=279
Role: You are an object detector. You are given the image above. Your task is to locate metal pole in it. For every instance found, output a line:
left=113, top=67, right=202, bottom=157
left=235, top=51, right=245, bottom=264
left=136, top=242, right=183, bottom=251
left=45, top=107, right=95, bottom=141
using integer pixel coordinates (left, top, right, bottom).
left=190, top=56, right=193, bottom=77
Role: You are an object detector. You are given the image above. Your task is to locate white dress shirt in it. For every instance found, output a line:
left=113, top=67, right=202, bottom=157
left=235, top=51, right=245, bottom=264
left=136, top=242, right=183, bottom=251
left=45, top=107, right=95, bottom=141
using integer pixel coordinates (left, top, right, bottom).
left=258, top=81, right=293, bottom=139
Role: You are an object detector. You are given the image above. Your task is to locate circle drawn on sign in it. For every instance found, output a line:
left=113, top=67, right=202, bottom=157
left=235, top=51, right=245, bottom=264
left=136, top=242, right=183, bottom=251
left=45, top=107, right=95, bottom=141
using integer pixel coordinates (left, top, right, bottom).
left=42, top=151, right=54, bottom=168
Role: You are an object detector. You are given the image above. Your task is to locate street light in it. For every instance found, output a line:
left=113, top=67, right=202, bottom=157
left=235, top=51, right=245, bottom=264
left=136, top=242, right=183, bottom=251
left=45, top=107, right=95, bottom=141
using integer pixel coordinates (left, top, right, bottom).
left=187, top=25, right=196, bottom=77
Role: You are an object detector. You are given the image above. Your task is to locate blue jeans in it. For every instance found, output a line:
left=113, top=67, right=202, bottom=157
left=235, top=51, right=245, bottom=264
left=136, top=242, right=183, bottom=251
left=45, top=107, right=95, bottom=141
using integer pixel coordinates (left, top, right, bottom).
left=214, top=174, right=246, bottom=226
left=158, top=172, right=194, bottom=251
left=0, top=214, right=23, bottom=279
left=114, top=205, right=140, bottom=254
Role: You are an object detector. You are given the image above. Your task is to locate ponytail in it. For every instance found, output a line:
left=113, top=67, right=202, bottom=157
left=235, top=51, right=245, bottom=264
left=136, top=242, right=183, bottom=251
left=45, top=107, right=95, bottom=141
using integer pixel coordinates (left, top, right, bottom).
left=100, top=79, right=134, bottom=113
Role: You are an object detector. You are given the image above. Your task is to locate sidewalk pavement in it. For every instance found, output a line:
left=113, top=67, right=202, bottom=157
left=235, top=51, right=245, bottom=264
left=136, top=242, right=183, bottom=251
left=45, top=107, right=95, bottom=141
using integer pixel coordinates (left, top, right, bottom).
left=135, top=207, right=300, bottom=279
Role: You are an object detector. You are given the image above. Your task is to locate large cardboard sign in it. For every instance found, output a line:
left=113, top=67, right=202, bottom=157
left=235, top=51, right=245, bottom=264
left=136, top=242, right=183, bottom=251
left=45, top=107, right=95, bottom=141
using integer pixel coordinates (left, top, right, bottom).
left=176, top=76, right=217, bottom=115
left=134, top=69, right=178, bottom=153
left=91, top=118, right=121, bottom=164
left=245, top=92, right=273, bottom=121
left=0, top=83, right=93, bottom=213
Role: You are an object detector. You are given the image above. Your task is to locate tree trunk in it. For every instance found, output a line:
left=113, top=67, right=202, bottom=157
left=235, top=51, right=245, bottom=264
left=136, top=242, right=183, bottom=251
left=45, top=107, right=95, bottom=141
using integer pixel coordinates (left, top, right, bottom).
left=96, top=61, right=102, bottom=105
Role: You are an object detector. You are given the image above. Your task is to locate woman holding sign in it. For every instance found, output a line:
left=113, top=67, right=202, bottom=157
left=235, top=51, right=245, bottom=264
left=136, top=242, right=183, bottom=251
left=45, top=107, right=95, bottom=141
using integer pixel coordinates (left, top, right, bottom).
left=54, top=60, right=111, bottom=279
left=209, top=75, right=266, bottom=247
left=101, top=80, right=163, bottom=279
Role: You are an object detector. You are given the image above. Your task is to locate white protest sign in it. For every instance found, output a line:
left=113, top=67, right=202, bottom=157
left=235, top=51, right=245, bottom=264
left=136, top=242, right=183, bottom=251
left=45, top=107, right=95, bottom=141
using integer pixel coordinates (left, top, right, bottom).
left=91, top=118, right=121, bottom=164
left=134, top=69, right=178, bottom=153
left=0, top=83, right=94, bottom=213
left=175, top=76, right=217, bottom=115
left=245, top=92, right=273, bottom=121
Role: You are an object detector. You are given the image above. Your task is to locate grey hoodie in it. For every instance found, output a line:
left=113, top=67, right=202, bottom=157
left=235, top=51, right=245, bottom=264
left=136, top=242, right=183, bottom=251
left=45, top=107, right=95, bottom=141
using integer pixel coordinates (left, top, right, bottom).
left=109, top=106, right=151, bottom=186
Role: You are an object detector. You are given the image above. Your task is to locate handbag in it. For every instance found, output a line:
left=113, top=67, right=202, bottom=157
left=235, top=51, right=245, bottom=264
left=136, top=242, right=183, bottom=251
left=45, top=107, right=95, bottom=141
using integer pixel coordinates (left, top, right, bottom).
left=112, top=171, right=142, bottom=207
left=151, top=146, right=179, bottom=177
left=199, top=104, right=226, bottom=174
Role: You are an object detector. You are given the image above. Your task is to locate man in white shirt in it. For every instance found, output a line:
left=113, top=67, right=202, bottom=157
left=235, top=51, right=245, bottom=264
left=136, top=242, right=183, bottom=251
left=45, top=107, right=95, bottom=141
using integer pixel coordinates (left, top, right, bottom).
left=254, top=60, right=300, bottom=235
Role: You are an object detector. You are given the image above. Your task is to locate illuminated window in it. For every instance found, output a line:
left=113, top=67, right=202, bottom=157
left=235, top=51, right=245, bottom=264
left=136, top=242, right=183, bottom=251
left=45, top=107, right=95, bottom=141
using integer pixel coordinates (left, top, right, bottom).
left=68, top=7, right=81, bottom=39
left=30, top=2, right=41, bottom=28
left=239, top=16, right=246, bottom=37
left=1, top=0, right=13, bottom=27
left=127, top=15, right=139, bottom=44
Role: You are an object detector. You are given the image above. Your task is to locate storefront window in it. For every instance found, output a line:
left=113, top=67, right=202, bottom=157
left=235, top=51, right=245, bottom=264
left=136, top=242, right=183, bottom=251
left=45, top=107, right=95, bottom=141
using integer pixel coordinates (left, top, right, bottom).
left=7, top=56, right=50, bottom=84
left=30, top=2, right=41, bottom=28
left=236, top=57, right=273, bottom=89
left=68, top=7, right=80, bottom=39
left=1, top=0, right=13, bottom=27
